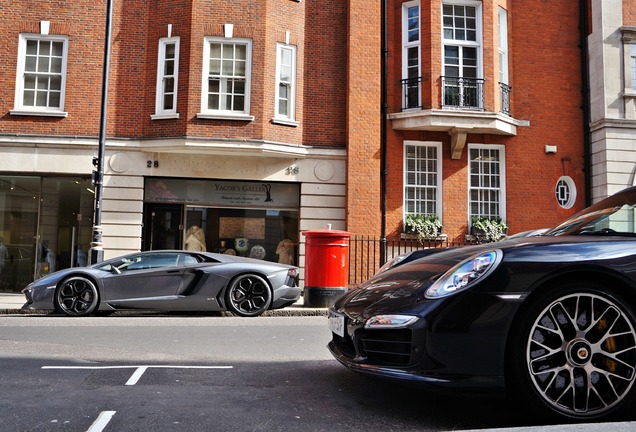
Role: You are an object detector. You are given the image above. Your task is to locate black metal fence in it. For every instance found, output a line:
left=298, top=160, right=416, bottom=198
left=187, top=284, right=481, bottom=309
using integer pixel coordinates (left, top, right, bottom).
left=398, top=76, right=512, bottom=115
left=499, top=82, right=512, bottom=116
left=348, top=235, right=479, bottom=286
left=441, top=76, right=485, bottom=110
left=400, top=77, right=423, bottom=111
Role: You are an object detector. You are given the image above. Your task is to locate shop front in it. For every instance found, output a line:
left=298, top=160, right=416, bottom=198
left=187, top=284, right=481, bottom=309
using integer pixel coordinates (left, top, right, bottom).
left=0, top=175, right=94, bottom=292
left=143, top=178, right=300, bottom=265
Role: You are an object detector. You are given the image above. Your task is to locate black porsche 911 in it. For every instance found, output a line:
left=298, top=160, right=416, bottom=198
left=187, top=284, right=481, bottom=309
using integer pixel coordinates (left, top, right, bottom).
left=328, top=186, right=636, bottom=421
left=22, top=250, right=300, bottom=317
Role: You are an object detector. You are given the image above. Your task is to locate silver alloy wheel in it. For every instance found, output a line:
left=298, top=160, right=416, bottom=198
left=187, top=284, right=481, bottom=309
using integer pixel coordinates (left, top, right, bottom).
left=226, top=274, right=272, bottom=317
left=526, top=292, right=636, bottom=416
left=56, top=276, right=99, bottom=316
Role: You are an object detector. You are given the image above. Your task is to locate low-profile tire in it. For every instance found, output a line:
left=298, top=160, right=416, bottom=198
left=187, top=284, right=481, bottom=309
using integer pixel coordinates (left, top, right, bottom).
left=225, top=274, right=272, bottom=317
left=54, top=276, right=100, bottom=317
left=509, top=282, right=636, bottom=421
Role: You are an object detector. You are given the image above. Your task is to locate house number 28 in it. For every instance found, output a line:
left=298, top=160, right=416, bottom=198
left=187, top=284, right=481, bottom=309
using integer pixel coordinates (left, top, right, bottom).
left=147, top=160, right=159, bottom=168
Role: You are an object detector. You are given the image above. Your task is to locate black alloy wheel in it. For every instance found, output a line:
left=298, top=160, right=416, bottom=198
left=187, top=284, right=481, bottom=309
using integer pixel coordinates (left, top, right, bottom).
left=225, top=274, right=272, bottom=317
left=55, top=276, right=100, bottom=317
left=513, top=284, right=636, bottom=420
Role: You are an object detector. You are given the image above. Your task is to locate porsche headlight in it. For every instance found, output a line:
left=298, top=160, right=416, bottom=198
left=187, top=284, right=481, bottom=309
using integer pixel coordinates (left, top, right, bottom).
left=425, top=250, right=502, bottom=299
left=365, top=314, right=419, bottom=329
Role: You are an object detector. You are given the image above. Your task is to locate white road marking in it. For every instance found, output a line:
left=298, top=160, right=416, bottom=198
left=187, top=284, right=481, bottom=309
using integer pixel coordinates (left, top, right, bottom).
left=42, top=365, right=233, bottom=386
left=87, top=411, right=116, bottom=432
left=125, top=366, right=147, bottom=386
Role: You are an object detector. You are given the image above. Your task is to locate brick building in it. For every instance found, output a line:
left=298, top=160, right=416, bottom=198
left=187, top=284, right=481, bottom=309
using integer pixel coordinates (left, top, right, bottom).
left=0, top=0, right=355, bottom=292
left=372, top=0, right=588, bottom=248
left=0, top=0, right=592, bottom=293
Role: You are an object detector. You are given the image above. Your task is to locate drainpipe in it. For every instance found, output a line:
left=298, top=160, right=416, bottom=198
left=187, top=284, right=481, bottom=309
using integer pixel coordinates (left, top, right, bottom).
left=580, top=0, right=592, bottom=206
left=380, top=0, right=388, bottom=264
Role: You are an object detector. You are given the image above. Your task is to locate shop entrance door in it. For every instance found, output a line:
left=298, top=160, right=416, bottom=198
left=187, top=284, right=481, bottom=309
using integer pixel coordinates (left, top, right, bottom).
left=143, top=204, right=183, bottom=251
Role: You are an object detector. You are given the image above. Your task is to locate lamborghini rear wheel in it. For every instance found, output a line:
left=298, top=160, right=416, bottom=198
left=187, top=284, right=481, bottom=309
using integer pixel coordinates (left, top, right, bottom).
left=225, top=274, right=272, bottom=317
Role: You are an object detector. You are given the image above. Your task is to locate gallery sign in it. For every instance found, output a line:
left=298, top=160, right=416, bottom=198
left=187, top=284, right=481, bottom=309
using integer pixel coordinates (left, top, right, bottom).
left=145, top=178, right=300, bottom=209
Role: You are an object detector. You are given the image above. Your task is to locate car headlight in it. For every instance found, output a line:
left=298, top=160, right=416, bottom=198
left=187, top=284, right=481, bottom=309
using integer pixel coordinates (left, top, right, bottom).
left=425, top=250, right=502, bottom=299
left=365, top=314, right=419, bottom=329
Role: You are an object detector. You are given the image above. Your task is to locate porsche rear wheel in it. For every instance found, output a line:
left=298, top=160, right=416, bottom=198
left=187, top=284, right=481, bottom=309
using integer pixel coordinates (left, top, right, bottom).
left=54, top=276, right=100, bottom=317
left=512, top=283, right=636, bottom=420
left=225, top=274, right=272, bottom=317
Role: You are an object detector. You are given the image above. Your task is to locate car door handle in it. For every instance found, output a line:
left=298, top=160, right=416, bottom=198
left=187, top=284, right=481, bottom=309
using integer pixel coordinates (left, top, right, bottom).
left=166, top=270, right=181, bottom=274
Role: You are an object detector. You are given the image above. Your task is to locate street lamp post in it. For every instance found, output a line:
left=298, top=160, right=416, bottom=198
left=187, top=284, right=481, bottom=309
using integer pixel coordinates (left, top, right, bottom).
left=89, top=0, right=113, bottom=265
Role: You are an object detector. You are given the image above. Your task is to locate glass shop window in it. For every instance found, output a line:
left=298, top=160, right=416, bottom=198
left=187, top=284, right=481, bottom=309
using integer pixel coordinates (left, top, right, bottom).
left=185, top=207, right=299, bottom=265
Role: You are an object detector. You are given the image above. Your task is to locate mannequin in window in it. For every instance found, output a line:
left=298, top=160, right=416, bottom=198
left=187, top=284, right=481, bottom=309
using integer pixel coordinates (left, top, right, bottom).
left=185, top=225, right=207, bottom=252
left=276, top=239, right=294, bottom=265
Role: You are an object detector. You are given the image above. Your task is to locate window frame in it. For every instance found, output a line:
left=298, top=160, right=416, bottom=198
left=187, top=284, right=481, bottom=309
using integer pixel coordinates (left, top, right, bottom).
left=152, top=36, right=180, bottom=120
left=12, top=33, right=69, bottom=117
left=441, top=0, right=483, bottom=109
left=273, top=42, right=298, bottom=126
left=403, top=141, right=443, bottom=221
left=198, top=37, right=254, bottom=121
left=619, top=28, right=636, bottom=113
left=498, top=7, right=509, bottom=85
left=402, top=0, right=421, bottom=110
left=555, top=176, right=577, bottom=209
left=468, top=144, right=506, bottom=223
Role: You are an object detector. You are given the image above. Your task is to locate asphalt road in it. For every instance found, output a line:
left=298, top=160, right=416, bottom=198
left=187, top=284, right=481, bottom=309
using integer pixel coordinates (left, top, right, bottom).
left=0, top=314, right=634, bottom=432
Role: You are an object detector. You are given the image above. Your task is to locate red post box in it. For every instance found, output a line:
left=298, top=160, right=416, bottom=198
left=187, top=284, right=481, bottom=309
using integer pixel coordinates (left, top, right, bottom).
left=303, top=229, right=351, bottom=307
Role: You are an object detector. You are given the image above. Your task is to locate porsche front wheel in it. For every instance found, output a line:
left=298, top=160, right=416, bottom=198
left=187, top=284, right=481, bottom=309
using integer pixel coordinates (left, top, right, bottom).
left=512, top=283, right=636, bottom=420
left=225, top=274, right=272, bottom=317
left=55, top=276, right=100, bottom=317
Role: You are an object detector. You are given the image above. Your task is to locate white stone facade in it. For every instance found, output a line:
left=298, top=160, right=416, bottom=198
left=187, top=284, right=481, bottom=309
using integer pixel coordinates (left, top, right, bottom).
left=0, top=135, right=346, bottom=286
left=588, top=0, right=636, bottom=201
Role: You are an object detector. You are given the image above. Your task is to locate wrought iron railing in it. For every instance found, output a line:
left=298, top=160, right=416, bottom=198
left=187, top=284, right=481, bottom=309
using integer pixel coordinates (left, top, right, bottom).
left=400, top=77, right=423, bottom=111
left=499, top=82, right=511, bottom=115
left=348, top=235, right=479, bottom=286
left=399, top=77, right=510, bottom=114
left=441, top=76, right=484, bottom=110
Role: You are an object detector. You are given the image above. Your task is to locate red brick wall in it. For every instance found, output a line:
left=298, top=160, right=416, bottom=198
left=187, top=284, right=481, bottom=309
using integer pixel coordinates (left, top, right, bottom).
left=0, top=2, right=108, bottom=136
left=142, top=1, right=193, bottom=138
left=506, top=0, right=586, bottom=230
left=0, top=0, right=347, bottom=148
left=624, top=0, right=636, bottom=26
left=108, top=0, right=151, bottom=138
left=302, top=0, right=348, bottom=147
left=345, top=0, right=382, bottom=236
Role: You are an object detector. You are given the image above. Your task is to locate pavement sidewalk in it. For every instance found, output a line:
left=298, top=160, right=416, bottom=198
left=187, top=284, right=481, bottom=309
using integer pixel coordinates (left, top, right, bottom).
left=0, top=292, right=27, bottom=310
left=0, top=292, right=328, bottom=316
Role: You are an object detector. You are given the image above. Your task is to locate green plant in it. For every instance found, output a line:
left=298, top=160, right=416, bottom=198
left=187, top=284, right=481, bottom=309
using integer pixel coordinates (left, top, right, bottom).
left=471, top=216, right=508, bottom=242
left=405, top=214, right=442, bottom=240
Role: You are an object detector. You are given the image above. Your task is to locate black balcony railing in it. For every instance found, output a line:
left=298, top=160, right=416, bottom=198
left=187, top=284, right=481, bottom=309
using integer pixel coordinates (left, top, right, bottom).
left=398, top=77, right=510, bottom=114
left=347, top=235, right=480, bottom=286
left=400, top=77, right=423, bottom=111
left=499, top=82, right=511, bottom=116
left=441, top=76, right=484, bottom=110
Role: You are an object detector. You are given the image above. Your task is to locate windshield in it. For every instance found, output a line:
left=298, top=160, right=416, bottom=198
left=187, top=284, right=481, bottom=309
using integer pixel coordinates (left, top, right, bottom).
left=545, top=189, right=636, bottom=236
